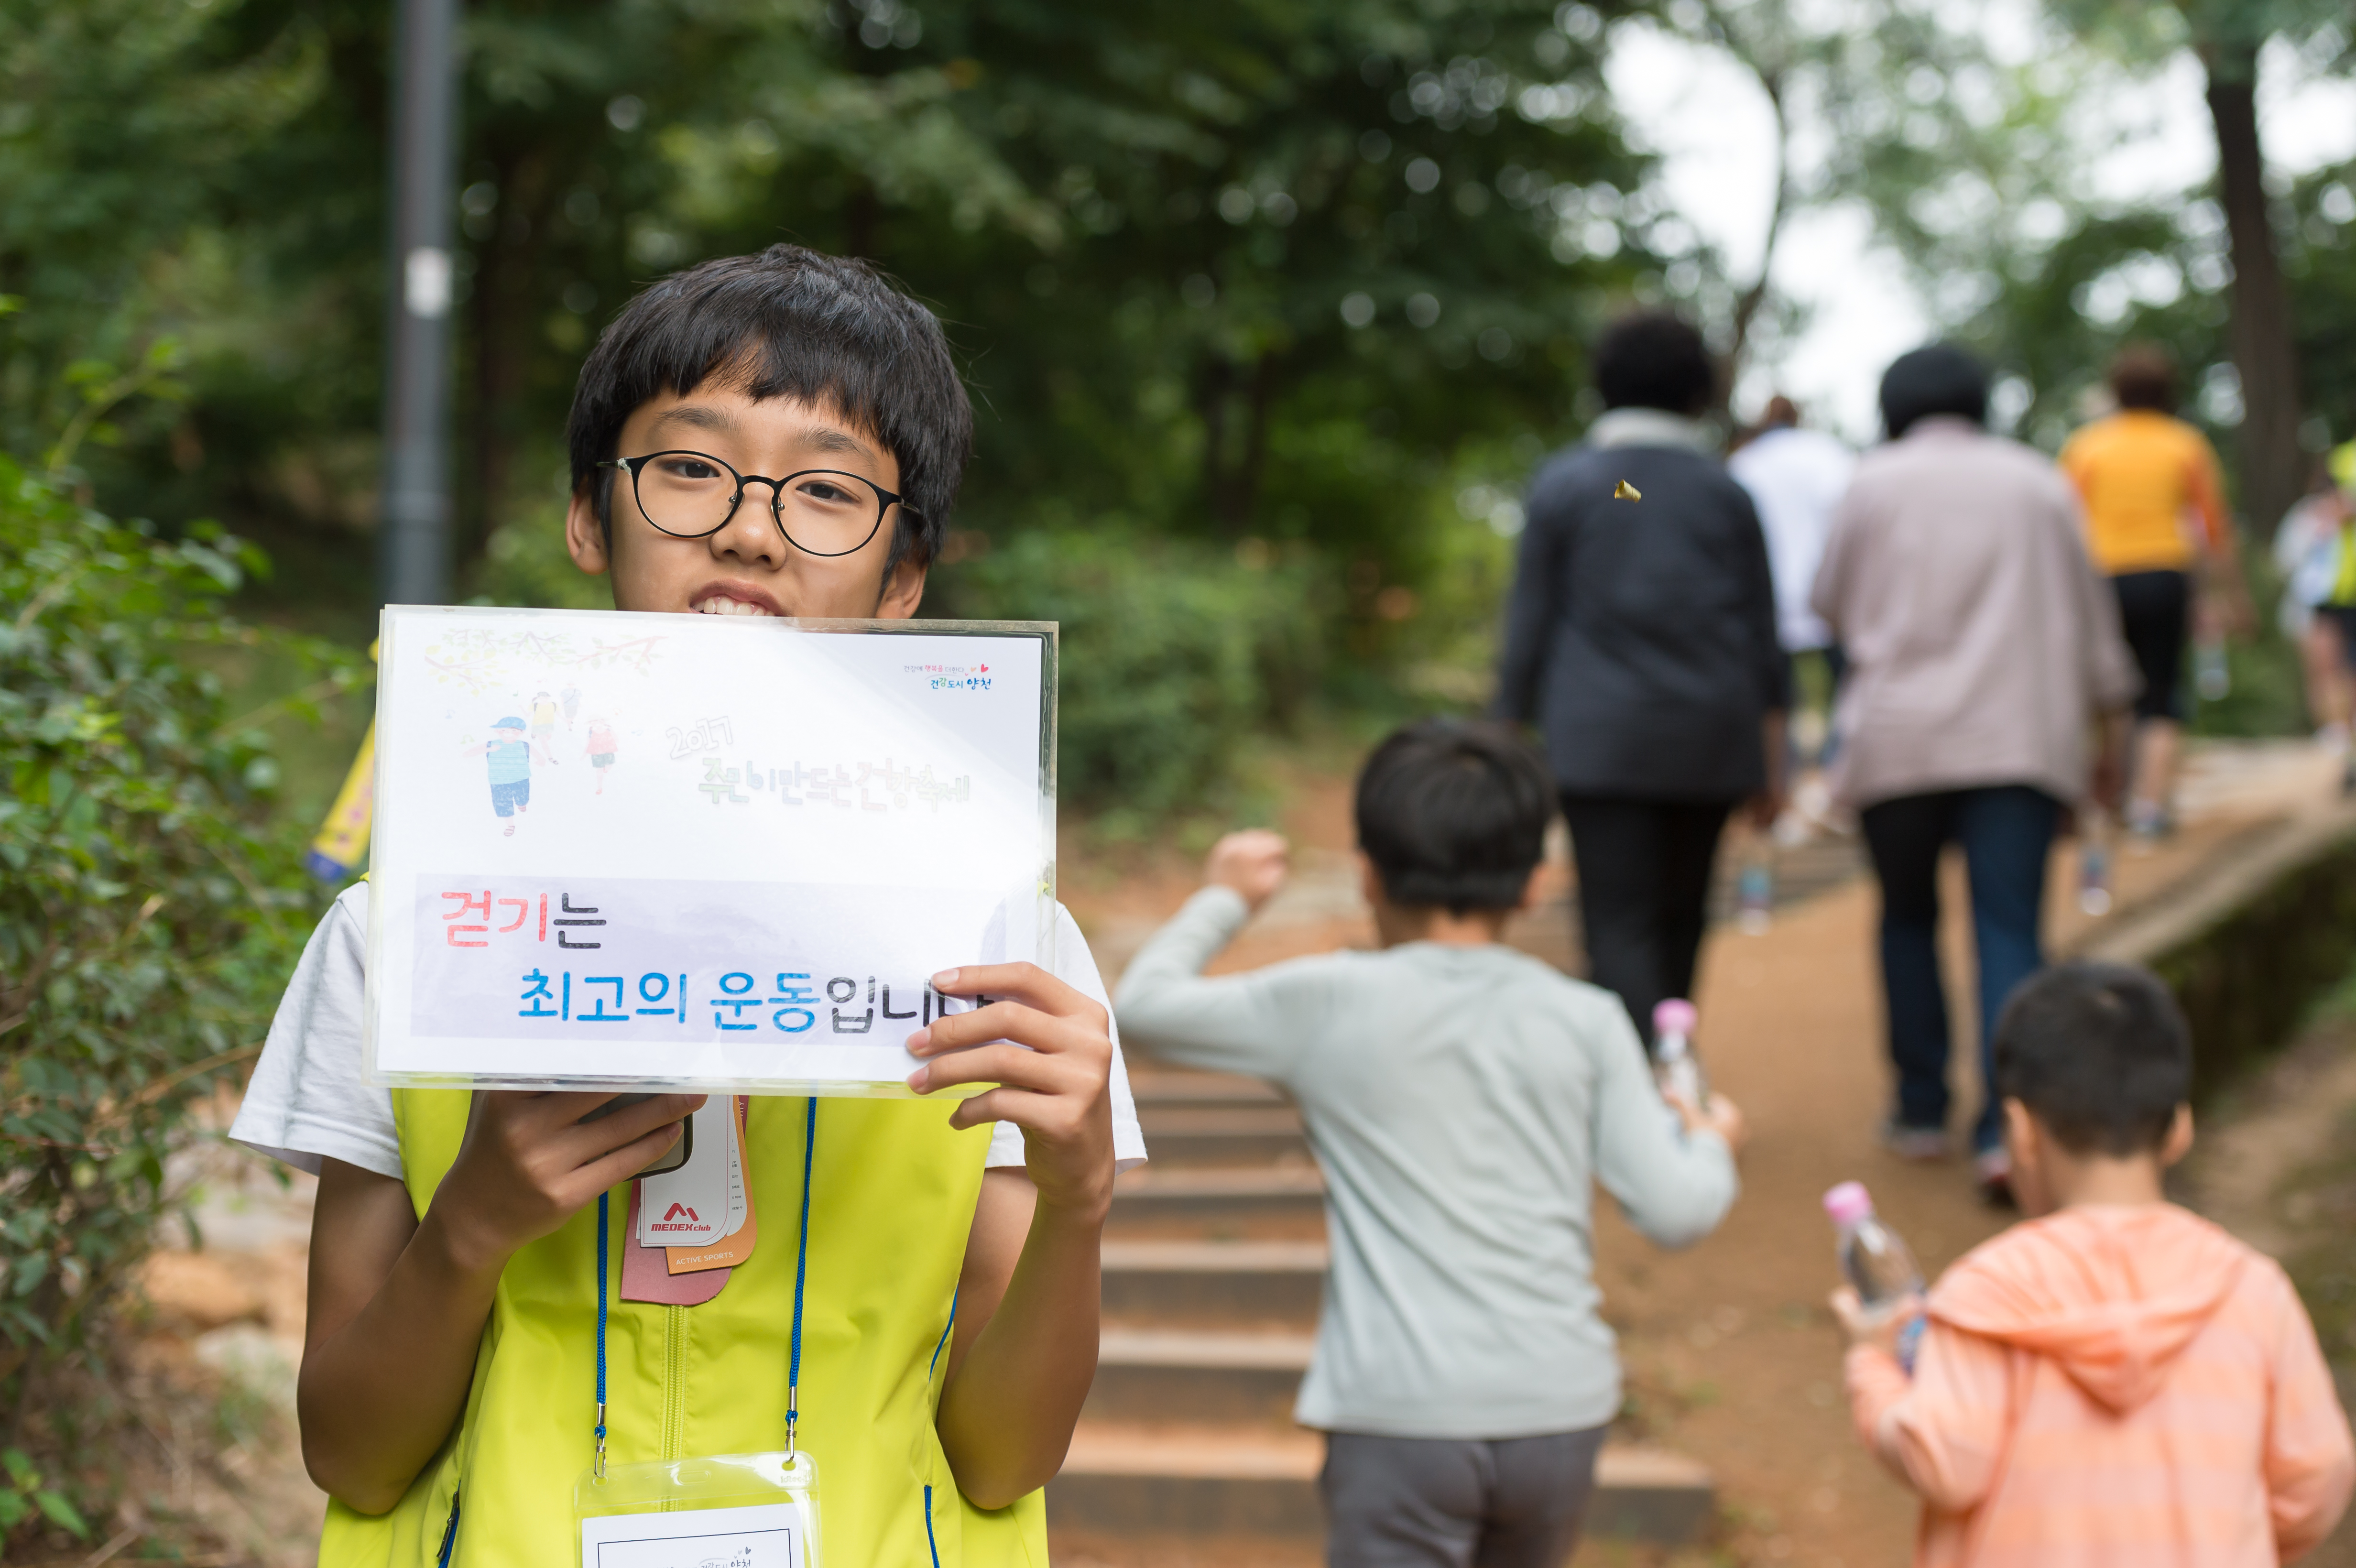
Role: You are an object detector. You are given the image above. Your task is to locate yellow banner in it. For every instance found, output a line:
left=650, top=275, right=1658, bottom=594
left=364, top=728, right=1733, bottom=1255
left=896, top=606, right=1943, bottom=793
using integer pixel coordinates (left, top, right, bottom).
left=307, top=720, right=374, bottom=883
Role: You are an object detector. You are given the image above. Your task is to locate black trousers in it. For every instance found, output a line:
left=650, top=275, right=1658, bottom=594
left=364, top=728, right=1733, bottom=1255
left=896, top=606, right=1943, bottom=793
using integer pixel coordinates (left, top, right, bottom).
left=2112, top=568, right=2190, bottom=722
left=1559, top=794, right=1736, bottom=1045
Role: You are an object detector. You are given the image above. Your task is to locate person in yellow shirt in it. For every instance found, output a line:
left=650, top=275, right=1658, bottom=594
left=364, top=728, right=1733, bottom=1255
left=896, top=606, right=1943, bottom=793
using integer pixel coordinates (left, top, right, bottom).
left=2059, top=346, right=2239, bottom=839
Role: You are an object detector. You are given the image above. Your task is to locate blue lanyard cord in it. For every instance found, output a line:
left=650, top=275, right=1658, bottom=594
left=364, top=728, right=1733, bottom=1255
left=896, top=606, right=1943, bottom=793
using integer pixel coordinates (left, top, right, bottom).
left=594, top=1188, right=610, bottom=1479
left=786, top=1096, right=815, bottom=1459
left=589, top=1100, right=817, bottom=1477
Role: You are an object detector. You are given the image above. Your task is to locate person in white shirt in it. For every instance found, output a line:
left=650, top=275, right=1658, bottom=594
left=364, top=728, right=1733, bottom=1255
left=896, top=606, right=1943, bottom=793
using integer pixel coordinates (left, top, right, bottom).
left=1729, top=396, right=1858, bottom=761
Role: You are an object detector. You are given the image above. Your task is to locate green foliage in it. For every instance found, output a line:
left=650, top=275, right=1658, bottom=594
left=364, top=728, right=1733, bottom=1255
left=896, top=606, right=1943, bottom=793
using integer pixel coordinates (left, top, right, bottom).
left=930, top=530, right=1329, bottom=829
left=1798, top=0, right=2350, bottom=499
left=2286, top=163, right=2356, bottom=450
left=0, top=1447, right=87, bottom=1540
left=0, top=0, right=331, bottom=482
left=0, top=456, right=358, bottom=1529
left=2188, top=627, right=2311, bottom=739
left=470, top=502, right=614, bottom=612
left=15, top=0, right=1664, bottom=622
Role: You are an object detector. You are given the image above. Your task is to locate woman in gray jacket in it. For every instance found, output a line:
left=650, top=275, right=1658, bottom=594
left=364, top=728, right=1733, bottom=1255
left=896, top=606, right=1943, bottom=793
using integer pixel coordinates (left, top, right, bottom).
left=1811, top=344, right=2135, bottom=1199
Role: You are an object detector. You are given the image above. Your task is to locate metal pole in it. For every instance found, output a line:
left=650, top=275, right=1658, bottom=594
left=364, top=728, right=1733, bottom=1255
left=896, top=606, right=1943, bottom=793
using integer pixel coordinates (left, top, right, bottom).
left=378, top=0, right=458, bottom=607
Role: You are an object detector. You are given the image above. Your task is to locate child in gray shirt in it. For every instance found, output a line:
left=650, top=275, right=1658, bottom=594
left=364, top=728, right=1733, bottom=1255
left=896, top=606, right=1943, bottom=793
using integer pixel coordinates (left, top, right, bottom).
left=1115, top=718, right=1745, bottom=1568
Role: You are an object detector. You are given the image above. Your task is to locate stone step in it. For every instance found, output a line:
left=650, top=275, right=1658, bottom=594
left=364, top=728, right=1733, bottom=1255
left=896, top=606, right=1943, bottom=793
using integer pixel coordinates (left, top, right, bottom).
left=1108, top=1167, right=1327, bottom=1238
left=1134, top=1106, right=1305, bottom=1138
left=1128, top=1105, right=1312, bottom=1168
left=1083, top=1328, right=1313, bottom=1427
left=1102, top=1240, right=1327, bottom=1329
left=1049, top=1424, right=1714, bottom=1545
left=1129, top=1069, right=1288, bottom=1111
left=1133, top=1133, right=1313, bottom=1169
left=1128, top=1074, right=1309, bottom=1164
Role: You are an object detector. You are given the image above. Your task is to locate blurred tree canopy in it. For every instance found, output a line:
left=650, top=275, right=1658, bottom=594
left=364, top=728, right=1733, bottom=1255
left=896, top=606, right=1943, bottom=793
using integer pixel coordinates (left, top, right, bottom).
left=1692, top=0, right=2356, bottom=533
left=3, top=0, right=1684, bottom=634
left=16, top=0, right=2356, bottom=723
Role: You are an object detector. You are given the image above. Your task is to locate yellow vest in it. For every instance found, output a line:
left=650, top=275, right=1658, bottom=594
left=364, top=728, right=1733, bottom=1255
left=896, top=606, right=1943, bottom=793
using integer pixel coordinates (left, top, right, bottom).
left=317, top=1091, right=1047, bottom=1568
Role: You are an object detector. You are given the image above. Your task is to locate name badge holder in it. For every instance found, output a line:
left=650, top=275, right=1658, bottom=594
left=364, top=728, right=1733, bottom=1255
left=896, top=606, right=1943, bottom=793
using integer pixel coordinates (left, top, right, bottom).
left=575, top=1102, right=822, bottom=1568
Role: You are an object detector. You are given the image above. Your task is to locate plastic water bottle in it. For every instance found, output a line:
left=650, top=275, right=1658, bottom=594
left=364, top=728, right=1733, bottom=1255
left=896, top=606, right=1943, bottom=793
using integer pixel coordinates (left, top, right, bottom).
left=2195, top=636, right=2231, bottom=702
left=1652, top=998, right=1709, bottom=1115
left=2078, top=809, right=2113, bottom=917
left=1736, top=849, right=1774, bottom=934
left=1824, top=1181, right=1926, bottom=1372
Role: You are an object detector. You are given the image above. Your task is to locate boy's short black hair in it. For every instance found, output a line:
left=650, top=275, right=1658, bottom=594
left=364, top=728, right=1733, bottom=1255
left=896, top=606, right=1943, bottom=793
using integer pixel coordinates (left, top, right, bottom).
left=1993, top=961, right=2191, bottom=1156
left=2109, top=344, right=2179, bottom=412
left=1355, top=719, right=1555, bottom=915
left=565, top=244, right=972, bottom=577
left=1592, top=310, right=1715, bottom=416
left=1879, top=343, right=1988, bottom=439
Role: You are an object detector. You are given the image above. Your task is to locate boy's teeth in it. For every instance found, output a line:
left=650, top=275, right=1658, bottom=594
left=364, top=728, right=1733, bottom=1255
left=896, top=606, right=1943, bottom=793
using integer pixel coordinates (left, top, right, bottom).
left=693, top=598, right=774, bottom=617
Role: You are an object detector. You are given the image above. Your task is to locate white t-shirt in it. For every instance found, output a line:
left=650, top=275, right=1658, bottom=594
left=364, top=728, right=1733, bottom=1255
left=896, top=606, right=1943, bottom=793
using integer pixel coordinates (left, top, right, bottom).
left=229, top=882, right=1149, bottom=1181
left=1728, top=424, right=1858, bottom=653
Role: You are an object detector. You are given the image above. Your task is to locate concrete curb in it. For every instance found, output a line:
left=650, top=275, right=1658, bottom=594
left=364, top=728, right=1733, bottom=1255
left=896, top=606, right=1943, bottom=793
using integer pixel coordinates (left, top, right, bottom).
left=2073, top=798, right=2356, bottom=1099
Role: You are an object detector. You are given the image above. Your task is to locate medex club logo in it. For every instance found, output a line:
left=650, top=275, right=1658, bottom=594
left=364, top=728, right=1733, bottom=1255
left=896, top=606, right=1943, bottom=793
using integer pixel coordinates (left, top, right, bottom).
left=651, top=1202, right=703, bottom=1231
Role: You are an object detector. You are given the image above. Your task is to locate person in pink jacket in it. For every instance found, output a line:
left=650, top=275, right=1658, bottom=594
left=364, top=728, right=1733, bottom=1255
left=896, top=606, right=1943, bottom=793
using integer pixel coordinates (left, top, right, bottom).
left=1836, top=961, right=2355, bottom=1566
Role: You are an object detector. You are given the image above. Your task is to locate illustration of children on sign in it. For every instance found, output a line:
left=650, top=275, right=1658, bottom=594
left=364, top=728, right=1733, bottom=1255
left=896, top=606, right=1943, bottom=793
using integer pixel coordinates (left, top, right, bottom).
left=583, top=712, right=619, bottom=795
left=530, top=690, right=561, bottom=751
left=562, top=682, right=582, bottom=731
left=465, top=716, right=556, bottom=836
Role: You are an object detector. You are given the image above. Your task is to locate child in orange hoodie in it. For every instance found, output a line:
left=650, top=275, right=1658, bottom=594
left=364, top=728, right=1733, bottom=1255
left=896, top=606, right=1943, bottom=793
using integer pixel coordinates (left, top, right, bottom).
left=1835, top=960, right=2355, bottom=1567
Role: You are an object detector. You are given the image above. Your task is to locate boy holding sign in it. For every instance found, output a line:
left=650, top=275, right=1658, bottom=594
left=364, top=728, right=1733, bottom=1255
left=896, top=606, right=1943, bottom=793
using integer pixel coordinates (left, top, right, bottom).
left=231, top=246, right=1146, bottom=1567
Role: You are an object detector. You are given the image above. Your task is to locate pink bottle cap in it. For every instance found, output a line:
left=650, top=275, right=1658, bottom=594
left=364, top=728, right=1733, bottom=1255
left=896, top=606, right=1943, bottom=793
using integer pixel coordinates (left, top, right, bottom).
left=1653, top=998, right=1697, bottom=1035
left=1823, top=1181, right=1875, bottom=1226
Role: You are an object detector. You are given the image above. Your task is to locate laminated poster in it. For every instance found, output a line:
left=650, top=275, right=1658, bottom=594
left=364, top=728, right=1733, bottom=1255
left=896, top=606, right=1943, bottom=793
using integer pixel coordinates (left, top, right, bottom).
left=362, top=606, right=1055, bottom=1094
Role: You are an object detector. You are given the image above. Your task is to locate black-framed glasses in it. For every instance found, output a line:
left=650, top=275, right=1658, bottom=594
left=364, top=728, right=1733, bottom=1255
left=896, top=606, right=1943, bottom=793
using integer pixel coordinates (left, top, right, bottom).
left=597, top=451, right=907, bottom=558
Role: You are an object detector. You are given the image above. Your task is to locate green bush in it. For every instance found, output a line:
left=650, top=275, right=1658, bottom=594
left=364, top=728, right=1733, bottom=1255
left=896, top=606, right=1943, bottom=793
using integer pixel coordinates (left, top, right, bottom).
left=930, top=530, right=1329, bottom=829
left=0, top=456, right=356, bottom=1541
left=2190, top=550, right=2312, bottom=740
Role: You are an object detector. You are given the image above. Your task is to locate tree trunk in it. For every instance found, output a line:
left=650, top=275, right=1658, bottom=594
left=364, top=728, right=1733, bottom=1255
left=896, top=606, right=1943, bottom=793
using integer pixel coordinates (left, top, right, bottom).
left=846, top=183, right=881, bottom=261
left=2204, top=54, right=2303, bottom=538
left=1196, top=353, right=1278, bottom=531
left=464, top=148, right=549, bottom=573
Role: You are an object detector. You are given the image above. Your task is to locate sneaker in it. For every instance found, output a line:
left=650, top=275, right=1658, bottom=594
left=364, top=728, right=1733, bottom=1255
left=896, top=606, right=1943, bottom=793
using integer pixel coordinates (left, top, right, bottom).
left=1881, top=1121, right=1952, bottom=1162
left=1974, top=1147, right=2016, bottom=1208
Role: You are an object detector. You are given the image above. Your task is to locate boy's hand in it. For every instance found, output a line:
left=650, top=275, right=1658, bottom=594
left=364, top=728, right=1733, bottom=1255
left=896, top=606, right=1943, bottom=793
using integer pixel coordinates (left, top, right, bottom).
left=1830, top=1285, right=1925, bottom=1357
left=1206, top=829, right=1290, bottom=914
left=1672, top=1089, right=1749, bottom=1154
left=434, top=1090, right=705, bottom=1273
left=905, top=965, right=1115, bottom=1222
